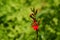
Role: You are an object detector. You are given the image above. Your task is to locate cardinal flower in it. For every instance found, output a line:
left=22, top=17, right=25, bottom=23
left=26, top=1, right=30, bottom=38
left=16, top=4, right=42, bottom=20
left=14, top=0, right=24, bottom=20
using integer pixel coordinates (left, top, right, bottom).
left=32, top=20, right=38, bottom=31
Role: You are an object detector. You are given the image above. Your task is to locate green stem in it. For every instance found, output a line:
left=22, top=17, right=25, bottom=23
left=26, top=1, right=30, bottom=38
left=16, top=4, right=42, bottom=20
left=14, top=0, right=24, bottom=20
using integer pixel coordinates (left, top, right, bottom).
left=36, top=30, right=38, bottom=40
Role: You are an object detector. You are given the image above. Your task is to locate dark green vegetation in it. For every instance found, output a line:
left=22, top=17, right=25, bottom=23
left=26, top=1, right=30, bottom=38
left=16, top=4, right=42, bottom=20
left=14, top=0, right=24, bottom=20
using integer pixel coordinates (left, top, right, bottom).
left=0, top=0, right=60, bottom=40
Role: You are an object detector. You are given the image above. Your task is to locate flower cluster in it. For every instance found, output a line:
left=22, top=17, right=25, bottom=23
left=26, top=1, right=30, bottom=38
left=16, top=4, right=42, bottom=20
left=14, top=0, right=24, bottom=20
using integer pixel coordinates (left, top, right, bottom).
left=30, top=8, right=38, bottom=31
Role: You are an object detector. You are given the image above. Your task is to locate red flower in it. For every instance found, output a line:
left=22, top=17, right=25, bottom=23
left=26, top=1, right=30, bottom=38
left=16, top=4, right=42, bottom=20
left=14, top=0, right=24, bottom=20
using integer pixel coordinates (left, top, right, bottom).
left=32, top=20, right=38, bottom=31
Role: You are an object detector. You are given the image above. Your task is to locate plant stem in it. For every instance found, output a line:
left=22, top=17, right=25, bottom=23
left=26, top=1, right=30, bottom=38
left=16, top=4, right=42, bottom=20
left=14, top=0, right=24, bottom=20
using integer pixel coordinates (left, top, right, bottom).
left=36, top=30, right=38, bottom=40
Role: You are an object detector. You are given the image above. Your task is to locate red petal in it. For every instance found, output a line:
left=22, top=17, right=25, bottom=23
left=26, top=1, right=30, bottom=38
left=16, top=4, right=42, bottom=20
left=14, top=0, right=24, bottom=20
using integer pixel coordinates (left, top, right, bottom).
left=32, top=25, right=38, bottom=30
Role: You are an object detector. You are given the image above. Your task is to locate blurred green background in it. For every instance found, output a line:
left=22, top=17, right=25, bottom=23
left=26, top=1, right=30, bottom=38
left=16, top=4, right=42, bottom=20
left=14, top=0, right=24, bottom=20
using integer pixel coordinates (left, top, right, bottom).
left=0, top=0, right=60, bottom=40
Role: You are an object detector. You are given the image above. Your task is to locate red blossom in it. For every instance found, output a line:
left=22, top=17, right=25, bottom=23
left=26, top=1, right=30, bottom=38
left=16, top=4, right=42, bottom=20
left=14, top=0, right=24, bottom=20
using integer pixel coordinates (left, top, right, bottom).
left=32, top=20, right=38, bottom=31
left=30, top=8, right=39, bottom=31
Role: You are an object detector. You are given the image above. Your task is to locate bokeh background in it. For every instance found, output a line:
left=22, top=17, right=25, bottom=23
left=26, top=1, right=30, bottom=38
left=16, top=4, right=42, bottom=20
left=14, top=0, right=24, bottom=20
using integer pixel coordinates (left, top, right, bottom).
left=0, top=0, right=60, bottom=40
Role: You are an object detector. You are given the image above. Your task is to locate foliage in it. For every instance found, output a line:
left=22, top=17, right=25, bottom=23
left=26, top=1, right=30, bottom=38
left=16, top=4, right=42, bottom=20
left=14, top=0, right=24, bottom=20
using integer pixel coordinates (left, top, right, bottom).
left=0, top=0, right=60, bottom=40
